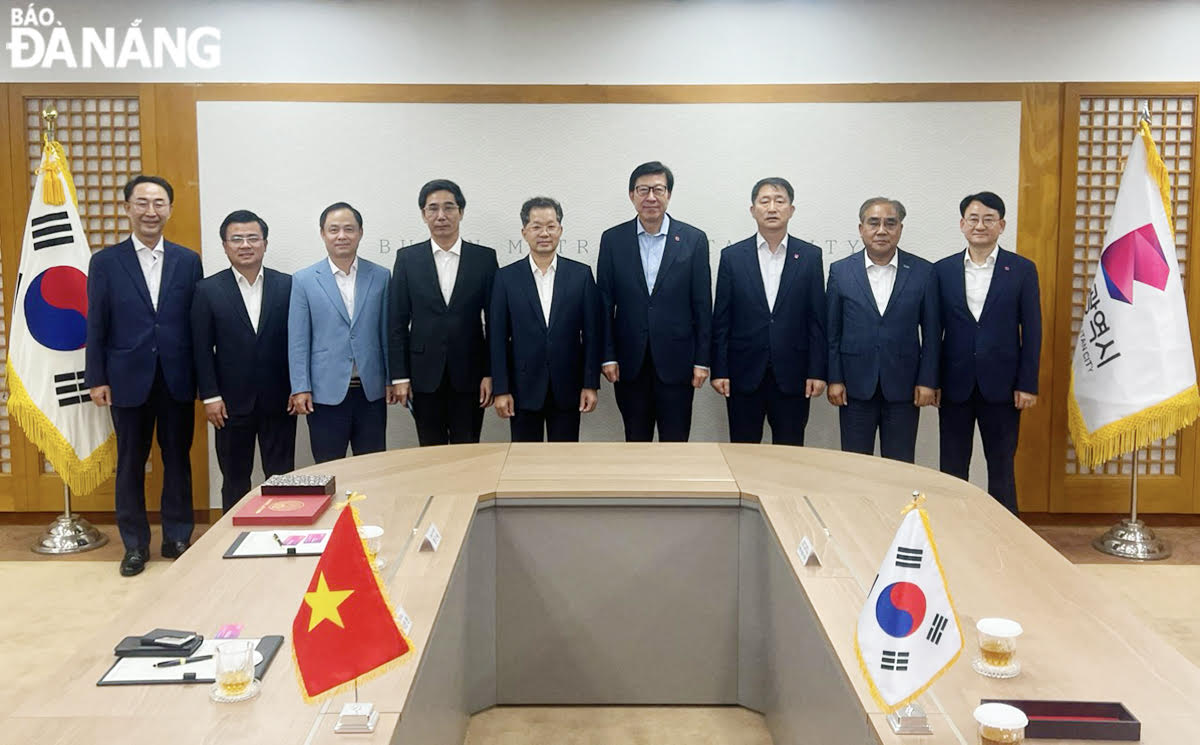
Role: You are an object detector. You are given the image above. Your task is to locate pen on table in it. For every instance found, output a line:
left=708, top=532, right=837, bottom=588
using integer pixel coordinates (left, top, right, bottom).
left=154, top=654, right=213, bottom=668
left=272, top=532, right=283, bottom=547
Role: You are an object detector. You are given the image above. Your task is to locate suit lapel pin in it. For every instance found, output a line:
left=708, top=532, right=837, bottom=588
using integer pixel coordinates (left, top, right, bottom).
left=1004, top=266, right=1011, bottom=271
left=674, top=235, right=680, bottom=241
left=793, top=253, right=799, bottom=259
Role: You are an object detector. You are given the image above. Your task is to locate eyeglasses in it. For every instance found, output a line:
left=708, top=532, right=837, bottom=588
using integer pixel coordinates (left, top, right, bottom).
left=633, top=185, right=669, bottom=198
left=965, top=216, right=1000, bottom=227
left=423, top=204, right=461, bottom=216
left=863, top=218, right=901, bottom=230
left=131, top=199, right=169, bottom=212
left=225, top=235, right=263, bottom=246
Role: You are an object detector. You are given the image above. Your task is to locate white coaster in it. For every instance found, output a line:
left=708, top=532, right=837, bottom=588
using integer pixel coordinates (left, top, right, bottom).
left=971, top=657, right=1021, bottom=679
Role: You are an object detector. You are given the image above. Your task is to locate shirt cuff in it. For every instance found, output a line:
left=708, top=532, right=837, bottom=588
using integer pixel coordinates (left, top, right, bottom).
left=391, top=379, right=411, bottom=385
left=602, top=361, right=618, bottom=367
left=694, top=365, right=710, bottom=372
left=202, top=396, right=222, bottom=405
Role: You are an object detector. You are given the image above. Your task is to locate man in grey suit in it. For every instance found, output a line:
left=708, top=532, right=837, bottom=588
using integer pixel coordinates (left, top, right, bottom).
left=288, top=202, right=396, bottom=463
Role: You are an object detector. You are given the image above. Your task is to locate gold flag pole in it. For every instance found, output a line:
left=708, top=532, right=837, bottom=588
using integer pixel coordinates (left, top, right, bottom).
left=30, top=108, right=109, bottom=554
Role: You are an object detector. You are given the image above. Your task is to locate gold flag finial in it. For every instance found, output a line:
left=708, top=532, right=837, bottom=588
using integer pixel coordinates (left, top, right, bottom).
left=333, top=490, right=368, bottom=509
left=41, top=107, right=58, bottom=143
left=901, top=490, right=927, bottom=515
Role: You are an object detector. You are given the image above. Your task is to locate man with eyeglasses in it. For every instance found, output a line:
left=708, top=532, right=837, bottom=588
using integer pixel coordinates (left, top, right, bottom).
left=288, top=202, right=395, bottom=463
left=191, top=210, right=296, bottom=513
left=85, top=175, right=203, bottom=576
left=388, top=180, right=498, bottom=446
left=597, top=161, right=712, bottom=442
left=710, top=177, right=827, bottom=445
left=826, top=197, right=939, bottom=463
left=933, top=192, right=1041, bottom=514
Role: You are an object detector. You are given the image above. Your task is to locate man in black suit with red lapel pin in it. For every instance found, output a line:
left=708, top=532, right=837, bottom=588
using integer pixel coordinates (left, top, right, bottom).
left=934, top=191, right=1041, bottom=514
left=710, top=177, right=827, bottom=445
left=597, top=161, right=712, bottom=442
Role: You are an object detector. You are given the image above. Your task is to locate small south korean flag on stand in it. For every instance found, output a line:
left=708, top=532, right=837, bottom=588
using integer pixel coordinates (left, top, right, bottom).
left=854, top=494, right=963, bottom=712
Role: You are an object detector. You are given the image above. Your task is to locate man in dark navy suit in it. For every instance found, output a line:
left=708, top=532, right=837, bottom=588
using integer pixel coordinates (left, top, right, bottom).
left=389, top=179, right=497, bottom=446
left=85, top=175, right=202, bottom=576
left=490, top=197, right=602, bottom=442
left=192, top=210, right=295, bottom=514
left=711, top=177, right=827, bottom=445
left=597, top=161, right=711, bottom=442
left=826, top=197, right=939, bottom=463
left=934, top=192, right=1041, bottom=514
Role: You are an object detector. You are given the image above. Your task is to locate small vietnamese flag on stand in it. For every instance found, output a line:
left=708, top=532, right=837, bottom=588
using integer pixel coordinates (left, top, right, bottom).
left=292, top=504, right=412, bottom=701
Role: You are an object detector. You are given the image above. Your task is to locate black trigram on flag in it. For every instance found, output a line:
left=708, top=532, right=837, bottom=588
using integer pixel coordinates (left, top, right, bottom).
left=880, top=650, right=909, bottom=672
left=895, top=545, right=923, bottom=569
left=31, top=211, right=75, bottom=251
left=926, top=613, right=949, bottom=645
left=55, top=369, right=87, bottom=407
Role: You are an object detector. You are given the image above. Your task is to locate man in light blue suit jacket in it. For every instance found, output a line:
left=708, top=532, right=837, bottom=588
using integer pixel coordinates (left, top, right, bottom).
left=288, top=202, right=394, bottom=463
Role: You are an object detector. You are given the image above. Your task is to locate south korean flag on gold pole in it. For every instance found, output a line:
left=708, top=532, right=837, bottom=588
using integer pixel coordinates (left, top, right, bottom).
left=854, top=494, right=963, bottom=713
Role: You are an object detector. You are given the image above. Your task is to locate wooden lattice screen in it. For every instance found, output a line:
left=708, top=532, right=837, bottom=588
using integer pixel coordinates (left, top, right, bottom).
left=1066, top=95, right=1195, bottom=476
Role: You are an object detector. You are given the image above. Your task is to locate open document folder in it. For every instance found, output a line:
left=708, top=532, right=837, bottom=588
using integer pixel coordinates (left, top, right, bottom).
left=97, top=636, right=283, bottom=686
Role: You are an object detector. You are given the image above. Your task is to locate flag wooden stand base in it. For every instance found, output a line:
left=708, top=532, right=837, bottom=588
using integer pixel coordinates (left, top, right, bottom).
left=887, top=702, right=933, bottom=735
left=31, top=485, right=108, bottom=555
left=1092, top=446, right=1171, bottom=561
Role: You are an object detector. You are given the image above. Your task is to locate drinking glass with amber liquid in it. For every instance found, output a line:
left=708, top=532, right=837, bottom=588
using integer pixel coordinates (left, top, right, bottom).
left=971, top=618, right=1023, bottom=679
left=210, top=640, right=259, bottom=702
left=974, top=702, right=1028, bottom=744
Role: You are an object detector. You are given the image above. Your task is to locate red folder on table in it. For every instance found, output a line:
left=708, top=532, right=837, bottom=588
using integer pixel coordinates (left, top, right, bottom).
left=232, top=493, right=332, bottom=526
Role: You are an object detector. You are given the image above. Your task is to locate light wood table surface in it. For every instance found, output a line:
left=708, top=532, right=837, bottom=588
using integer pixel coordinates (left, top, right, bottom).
left=6, top=443, right=1198, bottom=744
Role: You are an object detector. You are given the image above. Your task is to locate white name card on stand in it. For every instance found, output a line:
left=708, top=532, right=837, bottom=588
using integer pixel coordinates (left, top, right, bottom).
left=419, top=523, right=441, bottom=552
left=394, top=605, right=414, bottom=636
left=797, top=535, right=821, bottom=567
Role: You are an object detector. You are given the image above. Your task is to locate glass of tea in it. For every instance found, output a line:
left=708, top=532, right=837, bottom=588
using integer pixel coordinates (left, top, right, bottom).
left=359, top=524, right=385, bottom=569
left=971, top=618, right=1023, bottom=678
left=973, top=702, right=1028, bottom=744
left=210, top=640, right=259, bottom=702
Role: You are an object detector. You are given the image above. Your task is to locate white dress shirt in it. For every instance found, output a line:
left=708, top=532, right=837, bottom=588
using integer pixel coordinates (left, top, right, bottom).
left=529, top=254, right=557, bottom=326
left=329, top=256, right=360, bottom=378
left=757, top=233, right=787, bottom=312
left=432, top=238, right=462, bottom=305
left=202, top=268, right=265, bottom=406
left=864, top=250, right=899, bottom=315
left=132, top=234, right=164, bottom=311
left=964, top=247, right=997, bottom=321
left=236, top=269, right=265, bottom=332
left=328, top=256, right=358, bottom=321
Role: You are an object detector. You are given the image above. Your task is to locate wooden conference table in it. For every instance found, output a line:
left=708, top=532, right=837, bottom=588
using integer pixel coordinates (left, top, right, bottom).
left=7, top=443, right=1200, bottom=744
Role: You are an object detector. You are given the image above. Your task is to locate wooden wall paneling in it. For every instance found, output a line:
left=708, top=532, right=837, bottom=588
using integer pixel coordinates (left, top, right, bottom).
left=0, top=84, right=26, bottom=510
left=146, top=84, right=209, bottom=514
left=1051, top=85, right=1199, bottom=513
left=1011, top=83, right=1064, bottom=513
left=193, top=82, right=1032, bottom=105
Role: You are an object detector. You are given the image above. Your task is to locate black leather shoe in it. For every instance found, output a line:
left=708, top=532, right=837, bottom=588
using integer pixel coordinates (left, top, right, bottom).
left=161, top=540, right=190, bottom=559
left=119, top=548, right=150, bottom=577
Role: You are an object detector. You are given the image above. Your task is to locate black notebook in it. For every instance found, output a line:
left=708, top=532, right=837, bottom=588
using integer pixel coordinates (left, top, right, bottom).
left=114, top=628, right=204, bottom=658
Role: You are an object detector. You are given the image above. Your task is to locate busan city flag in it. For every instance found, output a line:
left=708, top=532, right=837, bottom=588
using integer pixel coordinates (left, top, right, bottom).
left=292, top=504, right=413, bottom=701
left=1068, top=120, right=1200, bottom=467
left=5, top=139, right=116, bottom=495
left=854, top=498, right=963, bottom=713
